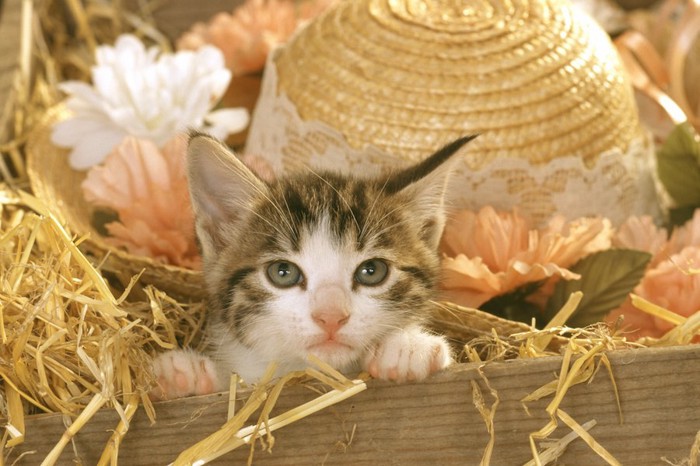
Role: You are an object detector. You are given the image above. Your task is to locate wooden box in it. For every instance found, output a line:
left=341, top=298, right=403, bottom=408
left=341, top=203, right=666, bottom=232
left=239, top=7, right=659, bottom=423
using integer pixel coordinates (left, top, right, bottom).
left=6, top=345, right=700, bottom=464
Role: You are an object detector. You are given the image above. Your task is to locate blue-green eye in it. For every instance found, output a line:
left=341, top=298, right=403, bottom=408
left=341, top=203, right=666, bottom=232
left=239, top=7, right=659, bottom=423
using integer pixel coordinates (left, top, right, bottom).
left=266, top=261, right=304, bottom=288
left=354, top=259, right=389, bottom=286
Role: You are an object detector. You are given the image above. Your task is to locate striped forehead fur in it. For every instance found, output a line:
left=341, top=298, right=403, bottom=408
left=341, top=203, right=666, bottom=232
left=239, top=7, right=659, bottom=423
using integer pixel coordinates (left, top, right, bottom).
left=258, top=170, right=423, bottom=251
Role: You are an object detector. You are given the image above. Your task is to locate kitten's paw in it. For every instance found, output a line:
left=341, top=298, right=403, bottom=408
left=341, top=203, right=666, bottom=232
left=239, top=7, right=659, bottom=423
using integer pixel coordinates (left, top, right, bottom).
left=365, top=327, right=452, bottom=383
left=150, top=349, right=220, bottom=400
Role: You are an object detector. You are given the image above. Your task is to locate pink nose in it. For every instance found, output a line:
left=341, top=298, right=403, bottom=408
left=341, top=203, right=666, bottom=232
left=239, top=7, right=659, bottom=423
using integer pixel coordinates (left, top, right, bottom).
left=311, top=285, right=350, bottom=335
left=312, top=310, right=349, bottom=335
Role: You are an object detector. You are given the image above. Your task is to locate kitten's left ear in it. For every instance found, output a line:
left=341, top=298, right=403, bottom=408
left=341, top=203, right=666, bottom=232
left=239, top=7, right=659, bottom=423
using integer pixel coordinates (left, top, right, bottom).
left=187, top=132, right=269, bottom=259
left=385, top=135, right=478, bottom=249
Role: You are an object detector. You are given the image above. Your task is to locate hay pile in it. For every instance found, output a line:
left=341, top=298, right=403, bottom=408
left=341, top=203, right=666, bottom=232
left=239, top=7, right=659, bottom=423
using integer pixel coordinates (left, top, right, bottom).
left=1, top=1, right=699, bottom=465
left=0, top=187, right=206, bottom=462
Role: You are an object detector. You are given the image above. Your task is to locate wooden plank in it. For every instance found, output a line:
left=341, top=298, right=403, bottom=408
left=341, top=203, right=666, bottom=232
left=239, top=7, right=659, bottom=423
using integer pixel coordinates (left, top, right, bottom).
left=5, top=345, right=700, bottom=465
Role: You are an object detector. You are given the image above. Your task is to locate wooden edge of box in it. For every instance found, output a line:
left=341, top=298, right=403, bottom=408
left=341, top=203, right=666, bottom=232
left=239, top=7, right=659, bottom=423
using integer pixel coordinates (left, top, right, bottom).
left=5, top=344, right=700, bottom=465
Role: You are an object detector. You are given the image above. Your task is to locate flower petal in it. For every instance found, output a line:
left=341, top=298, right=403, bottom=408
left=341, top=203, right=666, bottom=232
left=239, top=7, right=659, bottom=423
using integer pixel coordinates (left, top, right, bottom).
left=66, top=128, right=127, bottom=170
left=53, top=33, right=238, bottom=168
left=205, top=107, right=250, bottom=138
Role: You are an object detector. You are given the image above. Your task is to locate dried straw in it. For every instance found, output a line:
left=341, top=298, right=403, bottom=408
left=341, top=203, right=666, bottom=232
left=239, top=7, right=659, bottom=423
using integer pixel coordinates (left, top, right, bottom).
left=0, top=186, right=206, bottom=464
left=172, top=357, right=367, bottom=466
left=630, top=294, right=700, bottom=346
left=452, top=292, right=636, bottom=465
left=523, top=419, right=598, bottom=466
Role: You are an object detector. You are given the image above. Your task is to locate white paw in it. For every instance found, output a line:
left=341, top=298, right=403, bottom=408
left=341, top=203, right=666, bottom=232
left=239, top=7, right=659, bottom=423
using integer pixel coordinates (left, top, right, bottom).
left=150, top=349, right=220, bottom=400
left=364, top=327, right=452, bottom=383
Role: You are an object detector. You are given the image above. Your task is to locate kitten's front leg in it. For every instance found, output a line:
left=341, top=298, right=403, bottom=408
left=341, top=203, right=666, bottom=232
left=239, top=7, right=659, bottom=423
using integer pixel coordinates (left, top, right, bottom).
left=150, top=349, right=221, bottom=400
left=365, top=327, right=452, bottom=383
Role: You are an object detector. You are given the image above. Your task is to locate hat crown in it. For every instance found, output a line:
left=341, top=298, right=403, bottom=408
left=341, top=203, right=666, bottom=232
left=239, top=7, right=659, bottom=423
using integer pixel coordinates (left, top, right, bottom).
left=381, top=0, right=535, bottom=31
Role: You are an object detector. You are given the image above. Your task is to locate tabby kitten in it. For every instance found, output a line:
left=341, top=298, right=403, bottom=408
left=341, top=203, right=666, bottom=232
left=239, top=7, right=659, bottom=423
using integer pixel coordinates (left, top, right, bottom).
left=151, top=133, right=477, bottom=399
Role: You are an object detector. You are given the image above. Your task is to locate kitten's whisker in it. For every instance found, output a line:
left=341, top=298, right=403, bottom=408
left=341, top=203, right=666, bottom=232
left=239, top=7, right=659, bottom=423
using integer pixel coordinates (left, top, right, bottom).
left=253, top=189, right=298, bottom=237
left=226, top=196, right=295, bottom=240
left=280, top=189, right=301, bottom=243
left=363, top=214, right=416, bottom=245
left=359, top=177, right=391, bottom=244
left=226, top=163, right=297, bottom=236
left=362, top=202, right=411, bottom=239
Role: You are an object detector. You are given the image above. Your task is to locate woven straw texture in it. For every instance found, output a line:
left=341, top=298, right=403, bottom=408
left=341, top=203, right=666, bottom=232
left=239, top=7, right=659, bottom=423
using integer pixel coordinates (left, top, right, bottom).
left=26, top=105, right=207, bottom=300
left=273, top=0, right=641, bottom=166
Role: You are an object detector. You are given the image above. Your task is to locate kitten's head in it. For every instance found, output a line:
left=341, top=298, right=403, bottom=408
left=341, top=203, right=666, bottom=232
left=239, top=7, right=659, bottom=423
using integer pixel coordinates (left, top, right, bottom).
left=187, top=134, right=475, bottom=369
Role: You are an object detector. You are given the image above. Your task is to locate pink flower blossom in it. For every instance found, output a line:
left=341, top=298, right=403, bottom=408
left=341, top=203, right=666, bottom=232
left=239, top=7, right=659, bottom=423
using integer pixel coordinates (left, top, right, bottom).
left=177, top=0, right=336, bottom=76
left=607, top=211, right=700, bottom=339
left=81, top=137, right=276, bottom=268
left=440, top=207, right=612, bottom=308
left=607, top=246, right=700, bottom=339
left=668, top=209, right=700, bottom=255
left=82, top=136, right=201, bottom=269
left=612, top=215, right=670, bottom=266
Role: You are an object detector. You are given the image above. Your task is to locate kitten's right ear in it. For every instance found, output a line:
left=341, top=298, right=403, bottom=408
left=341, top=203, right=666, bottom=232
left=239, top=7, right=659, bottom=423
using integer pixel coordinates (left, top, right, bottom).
left=187, top=133, right=268, bottom=258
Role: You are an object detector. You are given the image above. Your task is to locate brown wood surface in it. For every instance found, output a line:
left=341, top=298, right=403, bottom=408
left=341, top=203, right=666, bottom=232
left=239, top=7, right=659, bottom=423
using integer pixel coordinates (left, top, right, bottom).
left=5, top=345, right=700, bottom=465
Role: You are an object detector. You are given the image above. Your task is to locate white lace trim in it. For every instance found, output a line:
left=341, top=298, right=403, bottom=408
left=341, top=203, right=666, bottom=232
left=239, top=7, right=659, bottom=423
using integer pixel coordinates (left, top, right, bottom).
left=246, top=50, right=662, bottom=227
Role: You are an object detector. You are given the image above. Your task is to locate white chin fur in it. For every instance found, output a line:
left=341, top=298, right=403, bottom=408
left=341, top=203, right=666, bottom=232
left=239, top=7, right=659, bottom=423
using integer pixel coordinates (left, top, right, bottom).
left=306, top=343, right=362, bottom=370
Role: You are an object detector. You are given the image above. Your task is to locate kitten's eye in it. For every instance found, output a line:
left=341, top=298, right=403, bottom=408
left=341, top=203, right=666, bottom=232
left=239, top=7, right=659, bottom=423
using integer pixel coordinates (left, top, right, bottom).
left=354, top=259, right=389, bottom=286
left=266, top=261, right=304, bottom=288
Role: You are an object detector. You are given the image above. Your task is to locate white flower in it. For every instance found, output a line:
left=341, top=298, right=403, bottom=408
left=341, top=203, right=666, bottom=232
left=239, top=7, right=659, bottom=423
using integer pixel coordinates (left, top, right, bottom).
left=52, top=34, right=249, bottom=170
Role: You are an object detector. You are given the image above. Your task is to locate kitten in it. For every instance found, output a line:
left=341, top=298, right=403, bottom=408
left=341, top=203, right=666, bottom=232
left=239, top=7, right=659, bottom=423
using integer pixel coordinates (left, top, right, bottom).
left=151, top=133, right=477, bottom=400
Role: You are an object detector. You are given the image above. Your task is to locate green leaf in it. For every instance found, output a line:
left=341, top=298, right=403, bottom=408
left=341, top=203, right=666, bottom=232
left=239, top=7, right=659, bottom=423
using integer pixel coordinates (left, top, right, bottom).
left=544, top=249, right=652, bottom=328
left=479, top=281, right=545, bottom=325
left=668, top=205, right=697, bottom=229
left=656, top=123, right=700, bottom=207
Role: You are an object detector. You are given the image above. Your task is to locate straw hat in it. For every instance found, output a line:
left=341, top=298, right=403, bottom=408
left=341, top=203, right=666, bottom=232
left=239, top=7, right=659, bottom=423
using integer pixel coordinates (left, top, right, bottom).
left=26, top=106, right=207, bottom=300
left=246, top=0, right=661, bottom=225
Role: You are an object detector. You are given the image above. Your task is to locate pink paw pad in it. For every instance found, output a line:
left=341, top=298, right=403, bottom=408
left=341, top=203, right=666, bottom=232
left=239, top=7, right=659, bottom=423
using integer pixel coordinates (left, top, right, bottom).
left=365, top=329, right=452, bottom=383
left=150, top=350, right=219, bottom=400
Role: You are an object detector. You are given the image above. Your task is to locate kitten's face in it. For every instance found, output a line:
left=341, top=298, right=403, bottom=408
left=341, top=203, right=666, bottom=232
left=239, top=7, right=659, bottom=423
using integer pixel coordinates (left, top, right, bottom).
left=206, top=173, right=440, bottom=368
left=186, top=135, right=475, bottom=368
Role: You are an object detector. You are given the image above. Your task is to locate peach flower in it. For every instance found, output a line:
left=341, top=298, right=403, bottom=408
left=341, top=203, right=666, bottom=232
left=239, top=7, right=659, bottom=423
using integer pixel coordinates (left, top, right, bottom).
left=82, top=136, right=201, bottom=269
left=177, top=0, right=336, bottom=76
left=440, top=206, right=612, bottom=308
left=82, top=138, right=277, bottom=268
left=615, top=211, right=700, bottom=261
left=607, top=246, right=700, bottom=339
left=612, top=215, right=670, bottom=267
left=607, top=211, right=700, bottom=339
left=667, top=209, right=700, bottom=255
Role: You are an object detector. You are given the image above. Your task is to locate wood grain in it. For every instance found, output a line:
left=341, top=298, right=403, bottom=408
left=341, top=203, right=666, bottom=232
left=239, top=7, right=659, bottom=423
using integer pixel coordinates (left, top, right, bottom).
left=6, top=345, right=700, bottom=465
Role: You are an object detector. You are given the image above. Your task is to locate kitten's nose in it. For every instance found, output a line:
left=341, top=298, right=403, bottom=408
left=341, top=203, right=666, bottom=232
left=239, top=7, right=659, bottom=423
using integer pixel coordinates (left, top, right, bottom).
left=311, top=285, right=350, bottom=335
left=312, top=310, right=349, bottom=335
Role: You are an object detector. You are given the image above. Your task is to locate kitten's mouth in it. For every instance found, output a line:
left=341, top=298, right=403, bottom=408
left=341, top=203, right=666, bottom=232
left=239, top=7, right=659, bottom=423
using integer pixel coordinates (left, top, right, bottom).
left=307, top=340, right=353, bottom=353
